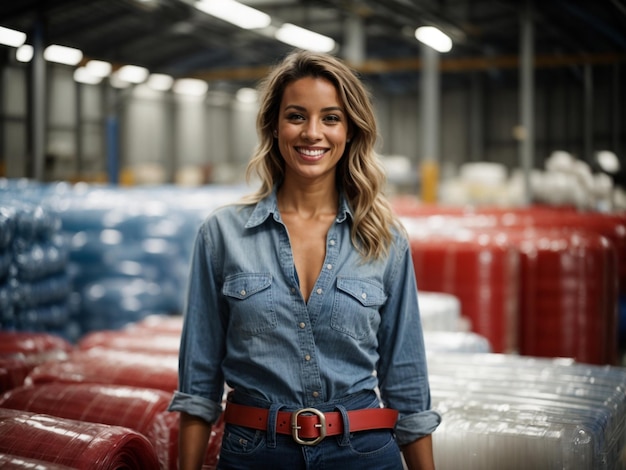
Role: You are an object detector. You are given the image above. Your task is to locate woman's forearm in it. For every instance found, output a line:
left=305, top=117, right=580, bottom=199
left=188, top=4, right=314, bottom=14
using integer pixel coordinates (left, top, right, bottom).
left=178, top=412, right=213, bottom=470
left=401, top=434, right=435, bottom=470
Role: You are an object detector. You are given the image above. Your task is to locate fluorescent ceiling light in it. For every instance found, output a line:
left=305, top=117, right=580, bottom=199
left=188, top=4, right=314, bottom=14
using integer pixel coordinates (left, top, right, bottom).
left=415, top=26, right=452, bottom=53
left=115, top=64, right=149, bottom=84
left=147, top=73, right=174, bottom=91
left=236, top=87, right=258, bottom=103
left=0, top=26, right=26, bottom=47
left=43, top=44, right=83, bottom=65
left=275, top=23, right=335, bottom=53
left=16, top=44, right=33, bottom=63
left=195, top=0, right=271, bottom=30
left=74, top=67, right=103, bottom=85
left=85, top=60, right=112, bottom=77
left=173, top=78, right=208, bottom=96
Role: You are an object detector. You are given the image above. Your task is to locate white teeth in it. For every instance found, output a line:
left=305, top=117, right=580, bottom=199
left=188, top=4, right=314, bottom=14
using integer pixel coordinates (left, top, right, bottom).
left=298, top=148, right=325, bottom=157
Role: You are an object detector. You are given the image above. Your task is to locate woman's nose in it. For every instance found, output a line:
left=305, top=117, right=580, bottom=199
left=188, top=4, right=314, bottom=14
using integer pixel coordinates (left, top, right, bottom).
left=302, top=121, right=322, bottom=140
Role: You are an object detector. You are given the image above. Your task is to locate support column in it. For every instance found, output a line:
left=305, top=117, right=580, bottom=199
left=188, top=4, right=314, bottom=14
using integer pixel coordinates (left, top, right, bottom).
left=105, top=86, right=120, bottom=185
left=583, top=64, right=594, bottom=164
left=420, top=44, right=440, bottom=203
left=30, top=17, right=46, bottom=181
left=519, top=0, right=535, bottom=205
left=343, top=14, right=365, bottom=66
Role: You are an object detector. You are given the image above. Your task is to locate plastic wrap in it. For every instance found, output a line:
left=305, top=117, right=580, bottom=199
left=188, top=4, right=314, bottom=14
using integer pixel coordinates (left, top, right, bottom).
left=0, top=383, right=171, bottom=436
left=0, top=359, right=32, bottom=394
left=0, top=197, right=75, bottom=337
left=0, top=453, right=75, bottom=469
left=148, top=410, right=224, bottom=470
left=0, top=408, right=159, bottom=469
left=26, top=348, right=178, bottom=392
left=506, top=227, right=617, bottom=364
left=0, top=331, right=73, bottom=364
left=428, top=353, right=626, bottom=469
left=78, top=329, right=181, bottom=355
left=408, top=226, right=519, bottom=353
left=424, top=331, right=491, bottom=354
left=418, top=291, right=463, bottom=332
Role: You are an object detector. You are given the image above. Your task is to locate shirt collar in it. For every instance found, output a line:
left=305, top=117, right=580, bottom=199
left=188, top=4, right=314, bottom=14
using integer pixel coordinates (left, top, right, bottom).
left=245, top=186, right=353, bottom=229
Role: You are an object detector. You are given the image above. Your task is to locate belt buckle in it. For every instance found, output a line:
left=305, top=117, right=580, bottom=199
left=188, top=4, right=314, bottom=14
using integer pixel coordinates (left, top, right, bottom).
left=291, top=407, right=327, bottom=446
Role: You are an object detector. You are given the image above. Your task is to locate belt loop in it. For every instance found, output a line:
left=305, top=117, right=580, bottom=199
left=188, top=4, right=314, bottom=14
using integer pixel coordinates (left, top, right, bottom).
left=335, top=404, right=350, bottom=446
left=266, top=403, right=284, bottom=448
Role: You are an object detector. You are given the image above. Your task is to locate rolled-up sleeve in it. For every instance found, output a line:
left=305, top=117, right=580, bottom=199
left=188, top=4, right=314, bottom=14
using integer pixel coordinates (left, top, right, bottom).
left=167, top=222, right=226, bottom=425
left=376, top=237, right=441, bottom=445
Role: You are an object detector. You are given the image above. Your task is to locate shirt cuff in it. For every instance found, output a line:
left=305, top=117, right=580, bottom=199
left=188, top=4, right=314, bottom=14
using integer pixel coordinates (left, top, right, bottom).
left=394, top=409, right=442, bottom=446
left=167, top=391, right=223, bottom=425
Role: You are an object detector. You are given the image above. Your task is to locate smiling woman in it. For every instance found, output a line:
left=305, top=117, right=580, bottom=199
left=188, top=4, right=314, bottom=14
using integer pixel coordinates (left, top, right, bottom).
left=168, top=50, right=440, bottom=470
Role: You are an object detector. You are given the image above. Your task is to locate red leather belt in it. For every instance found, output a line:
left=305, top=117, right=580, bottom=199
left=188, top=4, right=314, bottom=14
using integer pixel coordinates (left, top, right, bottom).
left=223, top=402, right=399, bottom=446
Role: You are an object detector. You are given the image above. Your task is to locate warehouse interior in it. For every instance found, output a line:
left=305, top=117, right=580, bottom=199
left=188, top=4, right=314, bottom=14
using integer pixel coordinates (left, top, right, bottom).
left=1, top=1, right=626, bottom=469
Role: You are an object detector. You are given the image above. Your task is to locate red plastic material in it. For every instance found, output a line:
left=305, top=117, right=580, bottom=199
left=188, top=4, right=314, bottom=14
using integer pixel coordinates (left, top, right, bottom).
left=78, top=330, right=181, bottom=355
left=26, top=348, right=179, bottom=392
left=397, top=202, right=622, bottom=364
left=0, top=359, right=31, bottom=394
left=0, top=408, right=159, bottom=469
left=505, top=227, right=618, bottom=365
left=0, top=331, right=73, bottom=365
left=0, top=383, right=171, bottom=436
left=0, top=453, right=75, bottom=469
left=128, top=315, right=183, bottom=334
left=409, top=229, right=520, bottom=353
left=148, top=409, right=224, bottom=470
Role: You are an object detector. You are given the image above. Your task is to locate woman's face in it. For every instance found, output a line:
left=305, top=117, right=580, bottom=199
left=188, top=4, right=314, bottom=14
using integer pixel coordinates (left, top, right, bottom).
left=276, top=76, right=350, bottom=184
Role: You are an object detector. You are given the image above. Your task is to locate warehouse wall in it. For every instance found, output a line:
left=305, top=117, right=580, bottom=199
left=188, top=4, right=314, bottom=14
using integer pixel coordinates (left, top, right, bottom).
left=1, top=62, right=624, bottom=184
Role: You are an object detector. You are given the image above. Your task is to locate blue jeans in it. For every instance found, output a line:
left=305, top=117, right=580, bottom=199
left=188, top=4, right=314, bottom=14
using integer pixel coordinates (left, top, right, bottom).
left=217, top=390, right=404, bottom=470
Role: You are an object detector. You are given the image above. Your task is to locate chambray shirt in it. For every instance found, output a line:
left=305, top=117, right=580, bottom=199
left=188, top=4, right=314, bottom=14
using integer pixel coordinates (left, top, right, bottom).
left=168, top=189, right=441, bottom=445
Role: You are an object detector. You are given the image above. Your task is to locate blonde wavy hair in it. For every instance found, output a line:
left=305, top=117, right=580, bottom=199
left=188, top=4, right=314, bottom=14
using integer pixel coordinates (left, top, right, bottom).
left=244, top=49, right=403, bottom=260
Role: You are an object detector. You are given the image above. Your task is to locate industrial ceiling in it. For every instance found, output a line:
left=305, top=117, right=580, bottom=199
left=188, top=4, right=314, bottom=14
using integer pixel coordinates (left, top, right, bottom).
left=0, top=0, right=625, bottom=93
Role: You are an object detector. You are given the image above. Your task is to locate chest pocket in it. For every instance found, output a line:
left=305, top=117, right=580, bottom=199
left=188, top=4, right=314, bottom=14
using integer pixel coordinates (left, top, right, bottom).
left=223, top=273, right=276, bottom=335
left=332, top=277, right=387, bottom=340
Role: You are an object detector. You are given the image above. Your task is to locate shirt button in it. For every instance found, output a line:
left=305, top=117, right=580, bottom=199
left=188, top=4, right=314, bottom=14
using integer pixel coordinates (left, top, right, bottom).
left=329, top=240, right=336, bottom=246
left=291, top=287, right=296, bottom=293
left=299, top=322, right=306, bottom=329
left=304, top=354, right=311, bottom=361
left=326, top=264, right=332, bottom=270
left=316, top=288, right=322, bottom=295
left=312, top=391, right=319, bottom=398
left=240, top=290, right=246, bottom=296
left=361, top=292, right=367, bottom=300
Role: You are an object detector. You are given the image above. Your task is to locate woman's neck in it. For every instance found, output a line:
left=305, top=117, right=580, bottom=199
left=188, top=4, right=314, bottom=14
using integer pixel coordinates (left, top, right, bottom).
left=277, top=178, right=338, bottom=218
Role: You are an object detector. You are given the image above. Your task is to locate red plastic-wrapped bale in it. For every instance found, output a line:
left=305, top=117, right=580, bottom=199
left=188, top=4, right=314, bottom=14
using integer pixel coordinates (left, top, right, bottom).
left=0, top=453, right=75, bottom=469
left=408, top=227, right=519, bottom=353
left=128, top=314, right=183, bottom=334
left=0, top=383, right=171, bottom=437
left=506, top=227, right=618, bottom=364
left=0, top=408, right=159, bottom=469
left=77, top=330, right=181, bottom=355
left=0, top=331, right=73, bottom=365
left=149, top=409, right=225, bottom=470
left=0, top=359, right=32, bottom=393
left=26, top=347, right=178, bottom=393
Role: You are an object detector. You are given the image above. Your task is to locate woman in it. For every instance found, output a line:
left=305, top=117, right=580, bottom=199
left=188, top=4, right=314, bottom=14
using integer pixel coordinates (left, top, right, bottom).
left=168, top=49, right=441, bottom=470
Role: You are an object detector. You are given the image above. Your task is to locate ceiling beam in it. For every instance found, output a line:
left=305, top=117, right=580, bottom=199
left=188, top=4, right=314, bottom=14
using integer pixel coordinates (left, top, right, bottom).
left=190, top=52, right=626, bottom=82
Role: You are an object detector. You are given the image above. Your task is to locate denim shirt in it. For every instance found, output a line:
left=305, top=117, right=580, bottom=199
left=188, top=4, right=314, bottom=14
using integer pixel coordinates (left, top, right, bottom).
left=168, top=189, right=441, bottom=445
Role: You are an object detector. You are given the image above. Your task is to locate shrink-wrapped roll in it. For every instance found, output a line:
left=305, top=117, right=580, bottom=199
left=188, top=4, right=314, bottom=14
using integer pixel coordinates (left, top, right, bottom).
left=77, top=330, right=181, bottom=355
left=0, top=408, right=159, bottom=469
left=26, top=348, right=178, bottom=392
left=0, top=383, right=171, bottom=437
left=0, top=453, right=75, bottom=469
